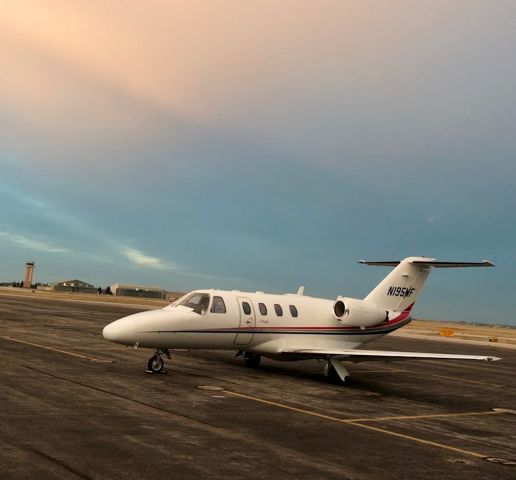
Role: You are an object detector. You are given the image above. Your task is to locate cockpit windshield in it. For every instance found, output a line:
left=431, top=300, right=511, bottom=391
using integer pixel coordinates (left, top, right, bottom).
left=167, top=293, right=188, bottom=308
left=178, top=292, right=210, bottom=314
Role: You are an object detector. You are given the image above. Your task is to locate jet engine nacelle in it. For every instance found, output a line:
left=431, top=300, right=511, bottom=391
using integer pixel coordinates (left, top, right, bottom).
left=333, top=297, right=388, bottom=327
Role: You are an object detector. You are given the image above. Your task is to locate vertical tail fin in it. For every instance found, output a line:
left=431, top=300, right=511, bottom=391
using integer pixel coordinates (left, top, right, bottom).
left=360, top=257, right=493, bottom=312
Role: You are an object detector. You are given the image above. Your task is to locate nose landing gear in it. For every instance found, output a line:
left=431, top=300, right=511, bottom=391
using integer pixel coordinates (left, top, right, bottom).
left=146, top=348, right=171, bottom=374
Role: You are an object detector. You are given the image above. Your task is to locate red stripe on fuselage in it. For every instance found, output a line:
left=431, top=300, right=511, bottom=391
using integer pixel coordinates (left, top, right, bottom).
left=180, top=304, right=413, bottom=333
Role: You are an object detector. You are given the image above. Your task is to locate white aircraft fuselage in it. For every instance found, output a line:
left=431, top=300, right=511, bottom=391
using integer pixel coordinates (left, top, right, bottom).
left=103, top=290, right=410, bottom=353
left=103, top=257, right=500, bottom=381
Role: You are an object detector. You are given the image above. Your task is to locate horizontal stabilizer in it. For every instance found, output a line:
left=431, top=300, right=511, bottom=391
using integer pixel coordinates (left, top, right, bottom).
left=360, top=256, right=494, bottom=312
left=281, top=348, right=500, bottom=362
left=359, top=259, right=494, bottom=268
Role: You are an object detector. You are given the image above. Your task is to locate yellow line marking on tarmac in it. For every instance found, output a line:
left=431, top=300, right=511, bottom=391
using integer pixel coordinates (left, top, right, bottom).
left=344, top=422, right=486, bottom=458
left=398, top=368, right=504, bottom=388
left=353, top=369, right=407, bottom=374
left=1, top=336, right=113, bottom=363
left=345, top=411, right=502, bottom=423
left=493, top=408, right=516, bottom=415
left=370, top=365, right=505, bottom=388
left=226, top=390, right=366, bottom=423
left=225, top=390, right=506, bottom=459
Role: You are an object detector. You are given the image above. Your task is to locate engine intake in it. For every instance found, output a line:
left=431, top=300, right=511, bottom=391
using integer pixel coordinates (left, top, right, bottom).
left=334, top=300, right=346, bottom=318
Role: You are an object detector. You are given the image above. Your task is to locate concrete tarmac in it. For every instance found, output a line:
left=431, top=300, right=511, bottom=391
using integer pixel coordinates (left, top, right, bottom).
left=1, top=293, right=515, bottom=479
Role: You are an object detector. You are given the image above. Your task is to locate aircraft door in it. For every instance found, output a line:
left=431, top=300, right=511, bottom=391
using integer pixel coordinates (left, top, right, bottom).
left=234, top=297, right=255, bottom=345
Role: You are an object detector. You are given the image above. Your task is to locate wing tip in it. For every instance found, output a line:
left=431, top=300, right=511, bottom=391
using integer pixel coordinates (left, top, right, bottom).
left=482, top=260, right=495, bottom=267
left=486, top=356, right=502, bottom=362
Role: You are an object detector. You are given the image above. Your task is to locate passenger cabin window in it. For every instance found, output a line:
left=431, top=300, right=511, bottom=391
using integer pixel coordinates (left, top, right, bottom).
left=210, top=296, right=226, bottom=314
left=289, top=305, right=298, bottom=317
left=274, top=304, right=283, bottom=316
left=258, top=303, right=267, bottom=315
left=179, top=292, right=210, bottom=315
left=242, top=302, right=252, bottom=315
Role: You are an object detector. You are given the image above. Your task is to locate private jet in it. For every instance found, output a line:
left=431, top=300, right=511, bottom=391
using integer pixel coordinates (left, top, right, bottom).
left=102, top=257, right=500, bottom=382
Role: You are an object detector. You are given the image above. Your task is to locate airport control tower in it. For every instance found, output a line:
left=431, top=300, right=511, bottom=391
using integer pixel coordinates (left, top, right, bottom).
left=23, top=261, right=35, bottom=288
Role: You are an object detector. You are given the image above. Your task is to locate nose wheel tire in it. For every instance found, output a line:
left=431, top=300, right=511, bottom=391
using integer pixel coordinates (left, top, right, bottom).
left=147, top=354, right=165, bottom=373
left=244, top=352, right=261, bottom=368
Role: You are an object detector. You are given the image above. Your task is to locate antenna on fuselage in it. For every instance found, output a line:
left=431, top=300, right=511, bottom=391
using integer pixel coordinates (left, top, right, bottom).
left=296, top=286, right=304, bottom=296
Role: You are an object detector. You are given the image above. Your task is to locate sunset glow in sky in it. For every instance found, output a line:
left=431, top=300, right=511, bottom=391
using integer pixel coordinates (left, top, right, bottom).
left=1, top=1, right=515, bottom=323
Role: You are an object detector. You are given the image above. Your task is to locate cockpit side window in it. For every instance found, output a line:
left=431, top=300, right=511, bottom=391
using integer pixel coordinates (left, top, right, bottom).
left=210, top=296, right=226, bottom=313
left=179, top=293, right=210, bottom=315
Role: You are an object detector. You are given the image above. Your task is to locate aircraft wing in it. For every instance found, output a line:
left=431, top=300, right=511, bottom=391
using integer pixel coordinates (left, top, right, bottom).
left=280, top=348, right=500, bottom=362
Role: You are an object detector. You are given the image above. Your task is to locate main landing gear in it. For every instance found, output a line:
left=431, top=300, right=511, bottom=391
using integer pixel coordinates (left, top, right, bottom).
left=146, top=348, right=171, bottom=374
left=244, top=352, right=261, bottom=368
left=324, top=358, right=350, bottom=384
left=236, top=350, right=261, bottom=368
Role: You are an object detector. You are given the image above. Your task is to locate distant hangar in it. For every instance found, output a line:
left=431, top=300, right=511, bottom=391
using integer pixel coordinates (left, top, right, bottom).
left=53, top=279, right=96, bottom=294
left=110, top=284, right=166, bottom=300
left=50, top=279, right=169, bottom=300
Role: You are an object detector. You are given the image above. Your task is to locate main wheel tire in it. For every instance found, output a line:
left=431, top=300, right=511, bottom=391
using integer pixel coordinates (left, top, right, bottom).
left=244, top=352, right=261, bottom=368
left=148, top=354, right=164, bottom=373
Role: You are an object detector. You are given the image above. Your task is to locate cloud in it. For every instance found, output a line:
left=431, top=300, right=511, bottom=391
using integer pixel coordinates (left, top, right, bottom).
left=0, top=181, right=114, bottom=246
left=123, top=247, right=171, bottom=270
left=426, top=212, right=445, bottom=224
left=0, top=181, right=191, bottom=275
left=0, top=231, right=67, bottom=253
left=0, top=0, right=360, bottom=120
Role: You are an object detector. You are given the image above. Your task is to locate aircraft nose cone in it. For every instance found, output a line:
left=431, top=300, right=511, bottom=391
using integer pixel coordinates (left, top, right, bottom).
left=103, top=318, right=134, bottom=343
left=102, top=310, right=169, bottom=346
left=102, top=312, right=151, bottom=345
left=102, top=321, right=120, bottom=342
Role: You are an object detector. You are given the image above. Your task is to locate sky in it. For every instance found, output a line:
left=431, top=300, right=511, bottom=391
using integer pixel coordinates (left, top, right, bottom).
left=1, top=0, right=515, bottom=325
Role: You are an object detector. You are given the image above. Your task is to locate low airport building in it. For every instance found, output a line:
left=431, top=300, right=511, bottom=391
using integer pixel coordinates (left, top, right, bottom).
left=53, top=279, right=97, bottom=294
left=110, top=284, right=166, bottom=299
